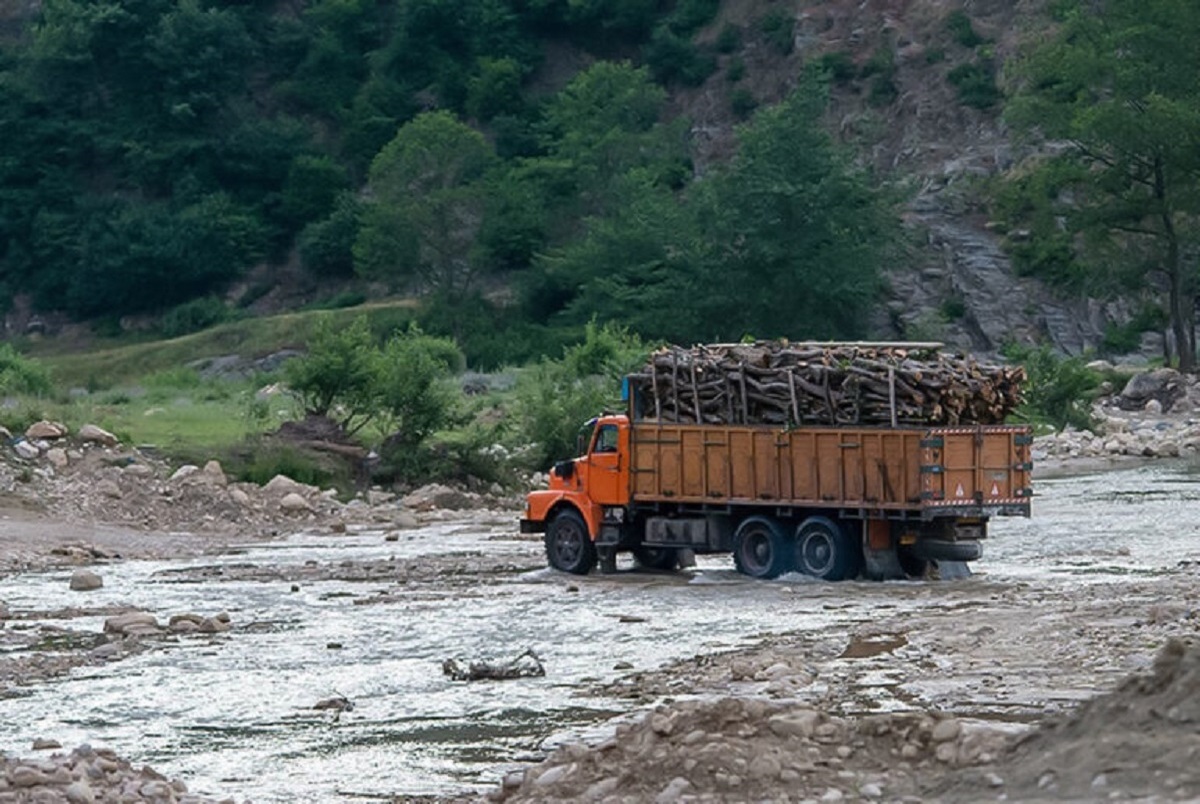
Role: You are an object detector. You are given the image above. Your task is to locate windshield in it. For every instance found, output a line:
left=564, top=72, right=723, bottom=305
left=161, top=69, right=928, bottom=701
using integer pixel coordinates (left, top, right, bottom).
left=576, top=418, right=597, bottom=457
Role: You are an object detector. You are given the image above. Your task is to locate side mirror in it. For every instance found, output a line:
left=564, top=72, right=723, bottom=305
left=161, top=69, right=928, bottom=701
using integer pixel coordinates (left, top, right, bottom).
left=554, top=459, right=575, bottom=480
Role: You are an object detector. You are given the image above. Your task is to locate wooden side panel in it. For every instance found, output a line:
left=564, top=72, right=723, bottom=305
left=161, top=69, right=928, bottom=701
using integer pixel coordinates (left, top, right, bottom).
left=629, top=422, right=1027, bottom=514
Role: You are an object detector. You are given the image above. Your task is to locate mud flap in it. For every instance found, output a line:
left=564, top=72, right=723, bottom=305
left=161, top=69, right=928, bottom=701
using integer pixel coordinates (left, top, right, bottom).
left=597, top=547, right=618, bottom=574
left=934, top=560, right=972, bottom=580
left=863, top=547, right=905, bottom=581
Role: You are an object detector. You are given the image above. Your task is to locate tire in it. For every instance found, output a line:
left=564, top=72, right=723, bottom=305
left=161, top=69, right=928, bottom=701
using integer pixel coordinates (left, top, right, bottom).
left=911, top=538, right=983, bottom=562
left=733, top=517, right=791, bottom=579
left=794, top=516, right=862, bottom=581
left=633, top=546, right=679, bottom=571
left=545, top=509, right=597, bottom=575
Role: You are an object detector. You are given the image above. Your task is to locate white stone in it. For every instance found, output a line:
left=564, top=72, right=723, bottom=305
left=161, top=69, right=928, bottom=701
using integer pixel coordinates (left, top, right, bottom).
left=229, top=488, right=252, bottom=506
left=170, top=465, right=200, bottom=481
left=534, top=764, right=572, bottom=787
left=14, top=440, right=40, bottom=460
left=122, top=463, right=153, bottom=478
left=769, top=710, right=820, bottom=738
left=280, top=492, right=313, bottom=513
left=104, top=612, right=159, bottom=633
left=655, top=777, right=691, bottom=803
left=65, top=781, right=95, bottom=804
left=859, top=782, right=883, bottom=798
left=264, top=475, right=311, bottom=496
left=931, top=718, right=962, bottom=742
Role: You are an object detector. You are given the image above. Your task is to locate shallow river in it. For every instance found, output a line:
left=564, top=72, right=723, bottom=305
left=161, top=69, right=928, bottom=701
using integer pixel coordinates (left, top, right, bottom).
left=2, top=461, right=1199, bottom=801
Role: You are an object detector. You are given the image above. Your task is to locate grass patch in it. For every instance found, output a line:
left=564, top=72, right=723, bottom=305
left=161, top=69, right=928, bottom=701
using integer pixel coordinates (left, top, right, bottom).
left=30, top=301, right=418, bottom=389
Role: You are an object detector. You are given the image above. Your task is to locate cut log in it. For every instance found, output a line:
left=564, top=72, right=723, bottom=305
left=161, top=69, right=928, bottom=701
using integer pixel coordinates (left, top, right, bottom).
left=632, top=342, right=1024, bottom=427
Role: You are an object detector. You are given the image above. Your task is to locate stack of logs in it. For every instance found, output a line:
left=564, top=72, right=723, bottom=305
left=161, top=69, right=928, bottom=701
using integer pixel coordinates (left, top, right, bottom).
left=630, top=342, right=1025, bottom=427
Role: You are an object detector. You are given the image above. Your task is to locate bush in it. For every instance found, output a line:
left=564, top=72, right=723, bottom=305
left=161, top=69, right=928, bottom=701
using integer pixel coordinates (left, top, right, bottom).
left=731, top=88, right=758, bottom=119
left=160, top=297, right=235, bottom=338
left=1005, top=344, right=1100, bottom=430
left=0, top=344, right=52, bottom=397
left=816, top=51, right=856, bottom=84
left=513, top=322, right=647, bottom=469
left=283, top=315, right=380, bottom=431
left=716, top=24, right=741, bottom=54
left=948, top=61, right=1002, bottom=109
left=946, top=10, right=985, bottom=49
left=644, top=28, right=717, bottom=86
left=759, top=10, right=794, bottom=55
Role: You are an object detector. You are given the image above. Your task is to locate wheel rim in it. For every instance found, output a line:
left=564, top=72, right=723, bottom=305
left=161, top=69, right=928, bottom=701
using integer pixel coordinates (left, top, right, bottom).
left=553, top=520, right=584, bottom=566
left=739, top=527, right=774, bottom=575
left=799, top=530, right=835, bottom=575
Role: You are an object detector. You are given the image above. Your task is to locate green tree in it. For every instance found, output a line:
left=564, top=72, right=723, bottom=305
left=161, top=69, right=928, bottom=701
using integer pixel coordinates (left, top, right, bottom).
left=1006, top=0, right=1200, bottom=371
left=697, top=76, right=896, bottom=340
left=283, top=316, right=380, bottom=433
left=376, top=325, right=462, bottom=450
left=354, top=111, right=496, bottom=295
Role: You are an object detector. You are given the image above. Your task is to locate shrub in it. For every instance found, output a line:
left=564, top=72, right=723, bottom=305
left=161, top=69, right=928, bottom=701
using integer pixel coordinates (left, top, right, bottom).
left=0, top=344, right=52, bottom=397
left=946, top=10, right=985, bottom=49
left=948, top=61, right=1002, bottom=109
left=731, top=88, right=758, bottom=119
left=513, top=322, right=647, bottom=469
left=160, top=297, right=235, bottom=338
left=716, top=24, right=741, bottom=54
left=283, top=315, right=380, bottom=431
left=1004, top=343, right=1100, bottom=430
left=644, top=28, right=717, bottom=86
left=816, top=51, right=856, bottom=83
left=759, top=10, right=794, bottom=55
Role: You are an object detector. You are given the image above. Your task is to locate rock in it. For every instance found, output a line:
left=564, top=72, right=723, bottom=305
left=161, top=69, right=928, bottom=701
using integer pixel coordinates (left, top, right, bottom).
left=14, top=439, right=40, bottom=460
left=533, top=764, right=572, bottom=787
left=202, top=460, right=228, bottom=486
left=10, top=766, right=51, bottom=787
left=1119, top=368, right=1184, bottom=412
left=78, top=424, right=119, bottom=447
left=366, top=489, right=395, bottom=505
left=45, top=447, right=69, bottom=469
left=769, top=709, right=820, bottom=738
left=103, top=611, right=160, bottom=634
left=932, top=718, right=962, bottom=742
left=96, top=480, right=122, bottom=499
left=264, top=475, right=312, bottom=496
left=655, top=777, right=691, bottom=803
left=229, top=488, right=252, bottom=506
left=280, top=492, right=313, bottom=513
left=1145, top=398, right=1164, bottom=414
left=32, top=738, right=61, bottom=750
left=748, top=755, right=781, bottom=780
left=401, top=483, right=474, bottom=511
left=122, top=463, right=153, bottom=478
left=26, top=420, right=67, bottom=439
left=65, top=781, right=95, bottom=804
left=170, top=465, right=200, bottom=481
left=69, top=570, right=103, bottom=592
left=860, top=782, right=883, bottom=798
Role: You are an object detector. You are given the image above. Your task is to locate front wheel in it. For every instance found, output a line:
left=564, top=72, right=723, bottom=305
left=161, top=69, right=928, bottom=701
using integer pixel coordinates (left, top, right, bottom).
left=794, top=517, right=862, bottom=581
left=545, top=510, right=597, bottom=575
left=733, top=517, right=791, bottom=579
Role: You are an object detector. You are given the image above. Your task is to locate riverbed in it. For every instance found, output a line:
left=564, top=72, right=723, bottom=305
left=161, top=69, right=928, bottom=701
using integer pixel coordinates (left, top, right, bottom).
left=2, top=460, right=1198, bottom=801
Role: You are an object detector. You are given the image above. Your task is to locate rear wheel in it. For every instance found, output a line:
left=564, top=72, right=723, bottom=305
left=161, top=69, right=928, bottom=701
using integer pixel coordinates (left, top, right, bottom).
left=794, top=517, right=862, bottom=581
left=545, top=510, right=596, bottom=575
left=633, top=546, right=679, bottom=571
left=733, top=518, right=791, bottom=579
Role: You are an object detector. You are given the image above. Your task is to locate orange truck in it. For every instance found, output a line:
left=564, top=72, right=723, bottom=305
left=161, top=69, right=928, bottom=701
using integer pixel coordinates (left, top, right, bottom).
left=521, top=391, right=1032, bottom=580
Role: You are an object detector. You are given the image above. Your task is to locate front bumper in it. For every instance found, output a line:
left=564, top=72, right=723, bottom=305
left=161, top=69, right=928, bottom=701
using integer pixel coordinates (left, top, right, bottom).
left=519, top=518, right=545, bottom=534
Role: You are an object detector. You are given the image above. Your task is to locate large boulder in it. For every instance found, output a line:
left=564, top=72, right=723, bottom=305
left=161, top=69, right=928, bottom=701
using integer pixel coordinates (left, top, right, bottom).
left=1119, top=369, right=1185, bottom=412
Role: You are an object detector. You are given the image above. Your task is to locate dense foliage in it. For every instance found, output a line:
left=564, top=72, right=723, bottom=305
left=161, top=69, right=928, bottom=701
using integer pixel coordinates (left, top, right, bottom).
left=1003, top=0, right=1200, bottom=371
left=0, top=0, right=902, bottom=369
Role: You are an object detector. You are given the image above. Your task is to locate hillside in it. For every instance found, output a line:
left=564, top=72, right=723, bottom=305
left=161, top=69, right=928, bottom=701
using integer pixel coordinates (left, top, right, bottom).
left=0, top=0, right=1188, bottom=367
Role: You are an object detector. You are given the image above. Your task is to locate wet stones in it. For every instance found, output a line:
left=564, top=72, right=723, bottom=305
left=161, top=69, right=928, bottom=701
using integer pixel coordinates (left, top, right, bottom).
left=0, top=745, right=217, bottom=803
left=68, top=570, right=103, bottom=592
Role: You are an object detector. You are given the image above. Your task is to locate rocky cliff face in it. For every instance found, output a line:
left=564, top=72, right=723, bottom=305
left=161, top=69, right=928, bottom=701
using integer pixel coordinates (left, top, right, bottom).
left=675, top=0, right=1140, bottom=359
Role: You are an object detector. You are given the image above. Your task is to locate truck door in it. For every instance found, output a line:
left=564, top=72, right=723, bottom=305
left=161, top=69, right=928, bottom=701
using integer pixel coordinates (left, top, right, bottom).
left=586, top=422, right=626, bottom=506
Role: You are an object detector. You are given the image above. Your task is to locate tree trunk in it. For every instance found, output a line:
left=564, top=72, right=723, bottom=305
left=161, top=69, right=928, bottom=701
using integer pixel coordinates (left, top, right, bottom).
left=1162, top=210, right=1195, bottom=372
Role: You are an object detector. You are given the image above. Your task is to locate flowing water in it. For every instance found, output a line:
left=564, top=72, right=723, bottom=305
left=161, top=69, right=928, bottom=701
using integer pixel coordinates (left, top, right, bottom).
left=1, top=461, right=1198, bottom=801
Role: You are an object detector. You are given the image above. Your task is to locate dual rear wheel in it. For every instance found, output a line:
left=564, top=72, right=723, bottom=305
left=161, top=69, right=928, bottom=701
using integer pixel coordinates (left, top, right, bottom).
left=733, top=515, right=863, bottom=581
